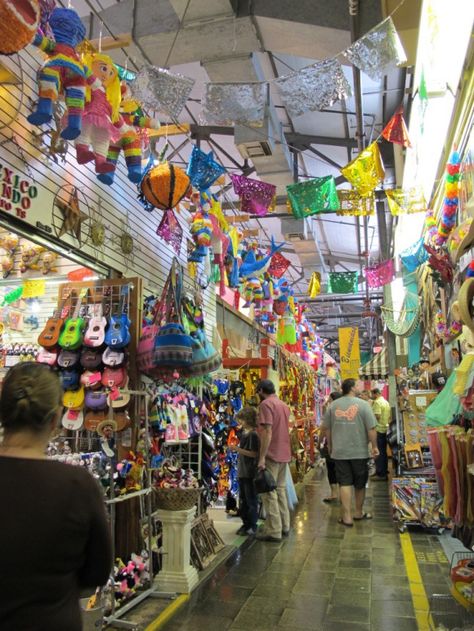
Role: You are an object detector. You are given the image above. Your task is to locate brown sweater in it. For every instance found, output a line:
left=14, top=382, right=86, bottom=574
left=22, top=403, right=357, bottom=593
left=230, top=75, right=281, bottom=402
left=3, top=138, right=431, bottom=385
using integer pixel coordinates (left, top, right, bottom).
left=0, top=456, right=112, bottom=630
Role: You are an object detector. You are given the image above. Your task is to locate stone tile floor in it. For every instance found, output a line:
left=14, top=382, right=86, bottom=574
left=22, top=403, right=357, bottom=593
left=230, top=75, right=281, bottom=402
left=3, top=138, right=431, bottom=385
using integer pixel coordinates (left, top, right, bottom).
left=160, top=473, right=472, bottom=631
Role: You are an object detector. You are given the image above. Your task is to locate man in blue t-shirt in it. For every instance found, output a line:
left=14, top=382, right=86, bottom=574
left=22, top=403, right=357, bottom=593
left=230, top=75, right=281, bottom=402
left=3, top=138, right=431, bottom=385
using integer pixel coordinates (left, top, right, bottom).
left=322, top=378, right=379, bottom=527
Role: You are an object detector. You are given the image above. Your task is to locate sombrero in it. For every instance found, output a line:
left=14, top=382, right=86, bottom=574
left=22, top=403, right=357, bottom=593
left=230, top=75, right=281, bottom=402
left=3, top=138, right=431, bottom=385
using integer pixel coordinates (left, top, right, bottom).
left=447, top=218, right=474, bottom=264
left=96, top=418, right=117, bottom=437
left=457, top=278, right=474, bottom=331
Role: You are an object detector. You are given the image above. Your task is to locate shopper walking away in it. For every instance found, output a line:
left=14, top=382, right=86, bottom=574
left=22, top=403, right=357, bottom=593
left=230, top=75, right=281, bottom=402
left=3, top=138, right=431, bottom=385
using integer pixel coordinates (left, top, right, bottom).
left=371, top=388, right=391, bottom=480
left=321, top=391, right=342, bottom=503
left=322, top=378, right=379, bottom=527
left=0, top=363, right=112, bottom=631
left=230, top=406, right=260, bottom=536
left=256, top=379, right=291, bottom=542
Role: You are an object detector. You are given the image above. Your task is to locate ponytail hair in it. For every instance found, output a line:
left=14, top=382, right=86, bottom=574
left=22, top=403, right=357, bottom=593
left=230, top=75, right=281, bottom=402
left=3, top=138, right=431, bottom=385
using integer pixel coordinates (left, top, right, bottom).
left=0, top=363, right=62, bottom=436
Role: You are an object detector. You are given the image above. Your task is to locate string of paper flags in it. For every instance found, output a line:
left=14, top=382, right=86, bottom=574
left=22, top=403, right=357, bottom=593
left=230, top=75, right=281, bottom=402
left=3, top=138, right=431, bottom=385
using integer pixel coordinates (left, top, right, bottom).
left=130, top=15, right=407, bottom=125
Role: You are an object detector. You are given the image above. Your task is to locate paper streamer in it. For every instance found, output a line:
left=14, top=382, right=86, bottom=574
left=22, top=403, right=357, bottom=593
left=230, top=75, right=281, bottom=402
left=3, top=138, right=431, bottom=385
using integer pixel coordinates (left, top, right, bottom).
left=201, top=82, right=267, bottom=127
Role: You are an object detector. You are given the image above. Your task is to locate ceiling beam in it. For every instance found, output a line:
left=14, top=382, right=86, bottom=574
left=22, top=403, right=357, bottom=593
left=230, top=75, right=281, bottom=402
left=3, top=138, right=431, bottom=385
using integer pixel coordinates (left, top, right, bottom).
left=286, top=132, right=358, bottom=149
left=190, top=125, right=359, bottom=149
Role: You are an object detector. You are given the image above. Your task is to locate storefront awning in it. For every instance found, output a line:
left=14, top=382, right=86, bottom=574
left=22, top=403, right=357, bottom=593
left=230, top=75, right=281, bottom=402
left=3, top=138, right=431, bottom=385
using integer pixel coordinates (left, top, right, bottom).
left=359, top=348, right=388, bottom=380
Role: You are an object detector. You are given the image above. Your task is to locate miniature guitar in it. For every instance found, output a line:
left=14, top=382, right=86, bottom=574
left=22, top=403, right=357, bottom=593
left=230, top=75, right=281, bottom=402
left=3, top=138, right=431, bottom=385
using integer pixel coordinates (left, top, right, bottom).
left=84, top=288, right=110, bottom=348
left=60, top=369, right=80, bottom=390
left=84, top=409, right=107, bottom=432
left=37, top=288, right=71, bottom=349
left=57, top=349, right=80, bottom=369
left=104, top=285, right=131, bottom=349
left=37, top=348, right=58, bottom=366
left=58, top=288, right=88, bottom=350
left=102, top=366, right=127, bottom=389
left=80, top=348, right=102, bottom=370
left=102, top=347, right=125, bottom=367
left=114, top=409, right=131, bottom=431
left=85, top=390, right=108, bottom=411
left=61, top=407, right=84, bottom=431
left=80, top=370, right=102, bottom=389
left=107, top=376, right=130, bottom=409
left=62, top=385, right=85, bottom=409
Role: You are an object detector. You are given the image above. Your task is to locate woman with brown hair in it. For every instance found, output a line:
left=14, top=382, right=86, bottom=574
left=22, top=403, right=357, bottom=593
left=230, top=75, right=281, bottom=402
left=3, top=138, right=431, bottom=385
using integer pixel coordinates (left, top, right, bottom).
left=0, top=362, right=112, bottom=631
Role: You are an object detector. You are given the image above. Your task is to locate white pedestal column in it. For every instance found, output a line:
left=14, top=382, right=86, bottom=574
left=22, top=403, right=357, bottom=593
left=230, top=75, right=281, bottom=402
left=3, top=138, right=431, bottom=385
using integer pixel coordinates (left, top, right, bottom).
left=155, top=507, right=199, bottom=593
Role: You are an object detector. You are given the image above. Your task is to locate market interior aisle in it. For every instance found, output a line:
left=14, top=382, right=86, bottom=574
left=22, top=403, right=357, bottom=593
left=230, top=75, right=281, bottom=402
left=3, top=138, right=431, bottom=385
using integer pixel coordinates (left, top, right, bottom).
left=161, top=473, right=463, bottom=631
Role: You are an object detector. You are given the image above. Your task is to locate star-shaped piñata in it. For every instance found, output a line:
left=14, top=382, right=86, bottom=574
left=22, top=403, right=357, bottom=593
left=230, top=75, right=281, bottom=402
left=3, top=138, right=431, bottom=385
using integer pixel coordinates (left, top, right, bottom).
left=55, top=188, right=88, bottom=244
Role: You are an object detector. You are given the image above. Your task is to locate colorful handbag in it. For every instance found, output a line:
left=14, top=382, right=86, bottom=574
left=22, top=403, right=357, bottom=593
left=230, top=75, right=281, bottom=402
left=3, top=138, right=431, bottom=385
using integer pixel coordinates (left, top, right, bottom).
left=185, top=329, right=222, bottom=376
left=153, top=322, right=193, bottom=367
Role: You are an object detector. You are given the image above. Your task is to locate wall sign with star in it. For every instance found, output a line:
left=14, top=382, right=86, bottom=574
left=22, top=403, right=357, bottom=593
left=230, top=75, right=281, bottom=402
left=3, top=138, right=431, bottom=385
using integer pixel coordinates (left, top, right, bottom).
left=52, top=185, right=90, bottom=245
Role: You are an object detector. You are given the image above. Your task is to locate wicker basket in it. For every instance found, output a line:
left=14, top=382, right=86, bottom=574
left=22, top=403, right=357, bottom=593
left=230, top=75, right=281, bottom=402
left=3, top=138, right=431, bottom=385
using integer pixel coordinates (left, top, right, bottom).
left=153, top=487, right=201, bottom=511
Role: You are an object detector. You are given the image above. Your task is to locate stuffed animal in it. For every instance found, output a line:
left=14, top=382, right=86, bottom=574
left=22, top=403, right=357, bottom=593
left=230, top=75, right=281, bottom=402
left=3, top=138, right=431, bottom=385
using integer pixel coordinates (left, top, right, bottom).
left=27, top=8, right=87, bottom=140
left=20, top=244, right=44, bottom=273
left=97, top=82, right=160, bottom=186
left=75, top=53, right=124, bottom=174
left=41, top=250, right=58, bottom=274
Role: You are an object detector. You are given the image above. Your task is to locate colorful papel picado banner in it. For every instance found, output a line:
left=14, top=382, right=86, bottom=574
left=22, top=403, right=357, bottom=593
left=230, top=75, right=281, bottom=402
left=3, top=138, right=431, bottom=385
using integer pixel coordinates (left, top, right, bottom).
left=338, top=327, right=361, bottom=380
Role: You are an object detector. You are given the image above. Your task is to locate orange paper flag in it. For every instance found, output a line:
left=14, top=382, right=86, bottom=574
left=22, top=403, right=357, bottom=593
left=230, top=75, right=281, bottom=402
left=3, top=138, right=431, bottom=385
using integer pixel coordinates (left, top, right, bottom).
left=382, top=105, right=411, bottom=148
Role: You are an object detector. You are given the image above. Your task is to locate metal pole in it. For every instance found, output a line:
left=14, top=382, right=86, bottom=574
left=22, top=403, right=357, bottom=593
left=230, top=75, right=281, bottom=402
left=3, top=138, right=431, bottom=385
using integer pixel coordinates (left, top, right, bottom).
left=377, top=197, right=397, bottom=405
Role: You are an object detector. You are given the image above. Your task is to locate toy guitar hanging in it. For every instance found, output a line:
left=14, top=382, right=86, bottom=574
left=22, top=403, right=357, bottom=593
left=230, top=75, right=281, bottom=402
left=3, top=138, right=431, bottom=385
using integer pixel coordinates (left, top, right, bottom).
left=61, top=407, right=84, bottom=431
left=61, top=385, right=85, bottom=431
left=37, top=348, right=58, bottom=366
left=104, top=284, right=131, bottom=349
left=58, top=288, right=88, bottom=350
left=37, top=288, right=72, bottom=349
left=84, top=287, right=110, bottom=348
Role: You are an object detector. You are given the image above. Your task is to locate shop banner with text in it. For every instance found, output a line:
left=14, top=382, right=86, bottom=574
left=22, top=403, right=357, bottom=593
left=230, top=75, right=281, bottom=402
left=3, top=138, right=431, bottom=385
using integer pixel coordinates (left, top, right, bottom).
left=338, top=327, right=361, bottom=380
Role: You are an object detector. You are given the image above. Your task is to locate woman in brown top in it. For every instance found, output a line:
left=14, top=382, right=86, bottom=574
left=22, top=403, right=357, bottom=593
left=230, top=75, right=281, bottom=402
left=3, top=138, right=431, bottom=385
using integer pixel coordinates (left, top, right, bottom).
left=0, top=362, right=112, bottom=631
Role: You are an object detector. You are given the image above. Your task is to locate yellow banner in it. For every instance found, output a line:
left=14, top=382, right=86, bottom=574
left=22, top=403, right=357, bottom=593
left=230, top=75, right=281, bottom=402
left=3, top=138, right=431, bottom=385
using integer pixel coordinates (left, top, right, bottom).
left=338, top=327, right=361, bottom=380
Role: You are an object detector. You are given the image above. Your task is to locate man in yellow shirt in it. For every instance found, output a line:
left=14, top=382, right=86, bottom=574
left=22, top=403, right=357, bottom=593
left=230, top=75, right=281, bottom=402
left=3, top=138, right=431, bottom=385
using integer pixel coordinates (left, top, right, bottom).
left=371, top=388, right=391, bottom=480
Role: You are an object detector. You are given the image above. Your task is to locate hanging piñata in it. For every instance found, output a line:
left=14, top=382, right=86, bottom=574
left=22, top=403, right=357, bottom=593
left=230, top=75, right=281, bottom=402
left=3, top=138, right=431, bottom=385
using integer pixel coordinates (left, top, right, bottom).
left=187, top=146, right=226, bottom=191
left=139, top=162, right=191, bottom=212
left=0, top=0, right=40, bottom=54
left=156, top=209, right=183, bottom=256
left=27, top=8, right=87, bottom=140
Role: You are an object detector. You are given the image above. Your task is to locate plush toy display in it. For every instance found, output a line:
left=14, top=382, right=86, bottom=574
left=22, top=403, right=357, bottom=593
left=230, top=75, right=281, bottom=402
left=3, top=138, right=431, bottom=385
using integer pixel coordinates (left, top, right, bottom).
left=97, top=82, right=160, bottom=186
left=0, top=0, right=40, bottom=55
left=20, top=244, right=44, bottom=273
left=27, top=8, right=87, bottom=140
left=75, top=53, right=124, bottom=174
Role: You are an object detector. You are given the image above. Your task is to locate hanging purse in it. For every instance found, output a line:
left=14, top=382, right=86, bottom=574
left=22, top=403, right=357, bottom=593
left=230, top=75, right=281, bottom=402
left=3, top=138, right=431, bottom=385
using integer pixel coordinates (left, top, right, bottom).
left=153, top=262, right=194, bottom=368
left=185, top=328, right=222, bottom=377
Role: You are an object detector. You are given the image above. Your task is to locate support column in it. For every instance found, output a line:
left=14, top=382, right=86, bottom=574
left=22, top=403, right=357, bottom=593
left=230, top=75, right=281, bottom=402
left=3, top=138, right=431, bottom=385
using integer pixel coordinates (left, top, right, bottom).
left=155, top=508, right=198, bottom=593
left=377, top=197, right=397, bottom=405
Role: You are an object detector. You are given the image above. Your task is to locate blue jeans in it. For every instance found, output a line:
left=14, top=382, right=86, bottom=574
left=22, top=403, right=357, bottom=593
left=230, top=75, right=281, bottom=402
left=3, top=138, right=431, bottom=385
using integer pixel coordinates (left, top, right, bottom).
left=239, top=478, right=258, bottom=530
left=376, top=432, right=388, bottom=477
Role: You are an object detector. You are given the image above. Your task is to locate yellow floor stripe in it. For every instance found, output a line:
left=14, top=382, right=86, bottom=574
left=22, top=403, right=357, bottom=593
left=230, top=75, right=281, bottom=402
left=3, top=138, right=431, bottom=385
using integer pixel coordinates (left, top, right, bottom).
left=400, top=532, right=433, bottom=631
left=144, top=594, right=189, bottom=631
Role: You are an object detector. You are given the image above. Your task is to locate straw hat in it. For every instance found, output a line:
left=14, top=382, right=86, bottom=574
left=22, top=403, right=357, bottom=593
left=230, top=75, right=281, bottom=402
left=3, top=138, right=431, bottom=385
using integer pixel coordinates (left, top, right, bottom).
left=448, top=218, right=474, bottom=264
left=457, top=278, right=474, bottom=331
left=96, top=419, right=117, bottom=437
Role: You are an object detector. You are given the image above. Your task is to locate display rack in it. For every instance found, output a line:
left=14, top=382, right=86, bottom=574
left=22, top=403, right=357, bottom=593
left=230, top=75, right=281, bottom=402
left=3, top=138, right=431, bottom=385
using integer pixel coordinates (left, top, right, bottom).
left=104, top=389, right=176, bottom=631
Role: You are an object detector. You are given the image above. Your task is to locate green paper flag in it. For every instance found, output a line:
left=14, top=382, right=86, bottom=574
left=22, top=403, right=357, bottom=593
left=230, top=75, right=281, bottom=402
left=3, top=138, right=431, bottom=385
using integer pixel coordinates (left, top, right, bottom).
left=287, top=176, right=340, bottom=219
left=328, top=271, right=359, bottom=294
